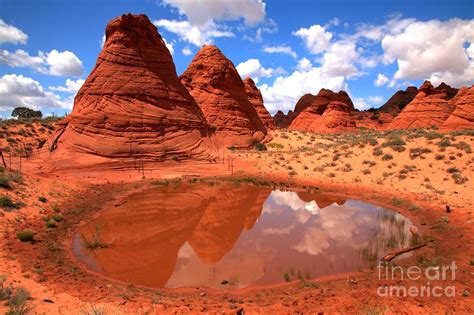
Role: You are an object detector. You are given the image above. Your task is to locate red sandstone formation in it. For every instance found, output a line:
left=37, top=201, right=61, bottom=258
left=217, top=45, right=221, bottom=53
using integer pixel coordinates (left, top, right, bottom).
left=289, top=89, right=356, bottom=133
left=378, top=86, right=418, bottom=114
left=291, top=101, right=357, bottom=133
left=275, top=89, right=354, bottom=129
left=442, top=85, right=474, bottom=130
left=387, top=81, right=458, bottom=130
left=51, top=14, right=214, bottom=163
left=180, top=45, right=268, bottom=148
left=243, top=77, right=276, bottom=130
left=273, top=110, right=287, bottom=128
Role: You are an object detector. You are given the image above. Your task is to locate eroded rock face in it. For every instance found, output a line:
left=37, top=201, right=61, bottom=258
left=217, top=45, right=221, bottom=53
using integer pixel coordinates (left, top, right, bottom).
left=289, top=89, right=356, bottom=133
left=243, top=77, right=276, bottom=130
left=387, top=81, right=457, bottom=130
left=180, top=45, right=268, bottom=147
left=279, top=89, right=354, bottom=129
left=51, top=14, right=213, bottom=162
left=289, top=101, right=357, bottom=133
left=378, top=86, right=418, bottom=114
left=442, top=85, right=474, bottom=130
left=273, top=110, right=287, bottom=128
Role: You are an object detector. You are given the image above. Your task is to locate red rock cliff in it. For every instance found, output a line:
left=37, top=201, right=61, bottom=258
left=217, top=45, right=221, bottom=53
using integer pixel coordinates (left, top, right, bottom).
left=243, top=77, right=276, bottom=130
left=180, top=45, right=268, bottom=148
left=51, top=14, right=214, bottom=163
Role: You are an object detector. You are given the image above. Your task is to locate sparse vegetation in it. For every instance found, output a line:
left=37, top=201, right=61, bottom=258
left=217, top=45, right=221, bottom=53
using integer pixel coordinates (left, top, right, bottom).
left=254, top=143, right=267, bottom=151
left=82, top=225, right=112, bottom=250
left=16, top=230, right=35, bottom=242
left=6, top=287, right=32, bottom=315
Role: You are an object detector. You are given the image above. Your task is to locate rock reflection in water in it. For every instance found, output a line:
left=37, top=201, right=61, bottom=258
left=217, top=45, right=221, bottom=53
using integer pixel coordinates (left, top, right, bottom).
left=73, top=183, right=415, bottom=289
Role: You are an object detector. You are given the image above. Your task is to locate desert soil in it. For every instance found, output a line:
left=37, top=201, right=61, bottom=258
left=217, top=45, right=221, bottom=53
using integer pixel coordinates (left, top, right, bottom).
left=1, top=128, right=473, bottom=314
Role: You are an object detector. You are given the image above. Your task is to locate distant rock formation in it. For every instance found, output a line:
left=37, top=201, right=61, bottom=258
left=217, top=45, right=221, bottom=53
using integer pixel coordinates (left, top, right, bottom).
left=290, top=101, right=357, bottom=133
left=273, top=110, right=287, bottom=128
left=441, top=85, right=474, bottom=130
left=378, top=86, right=418, bottom=114
left=274, top=89, right=353, bottom=129
left=243, top=77, right=276, bottom=130
left=387, top=81, right=458, bottom=130
left=289, top=89, right=356, bottom=133
left=51, top=14, right=214, bottom=162
left=180, top=45, right=269, bottom=148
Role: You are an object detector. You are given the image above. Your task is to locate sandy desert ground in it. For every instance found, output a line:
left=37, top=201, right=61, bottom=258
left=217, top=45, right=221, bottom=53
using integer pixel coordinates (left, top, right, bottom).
left=0, top=125, right=473, bottom=314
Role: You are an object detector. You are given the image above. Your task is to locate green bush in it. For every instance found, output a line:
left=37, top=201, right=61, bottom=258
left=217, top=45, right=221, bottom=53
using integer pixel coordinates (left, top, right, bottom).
left=0, top=196, right=18, bottom=210
left=254, top=143, right=268, bottom=151
left=6, top=287, right=32, bottom=315
left=38, top=196, right=47, bottom=203
left=382, top=154, right=393, bottom=161
left=16, top=231, right=35, bottom=242
left=0, top=175, right=12, bottom=189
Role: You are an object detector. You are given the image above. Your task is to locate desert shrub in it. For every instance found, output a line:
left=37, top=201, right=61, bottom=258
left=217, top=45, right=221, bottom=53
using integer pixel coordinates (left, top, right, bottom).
left=6, top=287, right=32, bottom=315
left=16, top=230, right=34, bottom=242
left=267, top=143, right=284, bottom=150
left=435, top=154, right=445, bottom=160
left=373, top=147, right=383, bottom=156
left=0, top=275, right=12, bottom=301
left=80, top=304, right=107, bottom=315
left=452, top=173, right=468, bottom=185
left=409, top=147, right=432, bottom=159
left=254, top=143, right=267, bottom=151
left=0, top=196, right=19, bottom=210
left=82, top=225, right=111, bottom=250
left=227, top=146, right=236, bottom=152
left=450, top=129, right=474, bottom=136
left=382, top=136, right=406, bottom=148
left=454, top=141, right=472, bottom=153
left=425, top=131, right=443, bottom=140
left=45, top=220, right=57, bottom=228
left=447, top=167, right=460, bottom=173
left=0, top=174, right=12, bottom=189
left=382, top=154, right=393, bottom=161
left=362, top=169, right=371, bottom=175
left=51, top=214, right=62, bottom=222
left=328, top=173, right=336, bottom=177
left=437, top=138, right=451, bottom=148
left=38, top=196, right=47, bottom=203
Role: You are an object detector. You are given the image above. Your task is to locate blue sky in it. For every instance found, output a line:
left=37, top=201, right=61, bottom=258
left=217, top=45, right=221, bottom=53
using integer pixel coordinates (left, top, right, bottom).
left=1, top=0, right=473, bottom=117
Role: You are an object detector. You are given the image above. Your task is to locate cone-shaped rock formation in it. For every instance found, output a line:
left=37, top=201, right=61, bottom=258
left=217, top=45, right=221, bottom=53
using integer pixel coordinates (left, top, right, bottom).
left=243, top=77, right=276, bottom=130
left=180, top=45, right=268, bottom=148
left=387, top=81, right=458, bottom=130
left=51, top=14, right=213, bottom=163
left=289, top=89, right=356, bottom=133
left=441, top=85, right=474, bottom=130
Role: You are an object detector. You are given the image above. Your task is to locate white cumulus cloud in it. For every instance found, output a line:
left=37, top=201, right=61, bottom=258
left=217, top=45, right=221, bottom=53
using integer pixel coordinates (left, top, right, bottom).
left=0, top=19, right=28, bottom=45
left=0, top=74, right=71, bottom=111
left=381, top=18, right=474, bottom=87
left=161, top=0, right=266, bottom=26
left=49, top=78, right=85, bottom=93
left=182, top=47, right=192, bottom=56
left=162, top=37, right=175, bottom=55
left=263, top=45, right=297, bottom=58
left=374, top=73, right=389, bottom=86
left=0, top=49, right=84, bottom=77
left=259, top=67, right=347, bottom=114
left=293, top=24, right=332, bottom=54
left=236, top=58, right=281, bottom=82
left=297, top=57, right=313, bottom=71
left=154, top=19, right=234, bottom=47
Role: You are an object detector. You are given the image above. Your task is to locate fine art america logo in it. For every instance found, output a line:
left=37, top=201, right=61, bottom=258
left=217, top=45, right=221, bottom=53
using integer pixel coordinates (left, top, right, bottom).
left=376, top=261, right=457, bottom=297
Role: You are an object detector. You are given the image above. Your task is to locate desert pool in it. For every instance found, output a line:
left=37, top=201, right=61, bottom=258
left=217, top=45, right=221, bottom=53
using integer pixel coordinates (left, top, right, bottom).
left=73, top=182, right=416, bottom=289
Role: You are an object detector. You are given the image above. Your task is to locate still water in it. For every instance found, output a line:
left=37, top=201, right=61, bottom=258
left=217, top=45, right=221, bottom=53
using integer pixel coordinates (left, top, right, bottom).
left=73, top=182, right=416, bottom=289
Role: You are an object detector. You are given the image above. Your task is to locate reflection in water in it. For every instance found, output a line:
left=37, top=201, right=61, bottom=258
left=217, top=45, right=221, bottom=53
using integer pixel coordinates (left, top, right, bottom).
left=73, top=183, right=415, bottom=289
